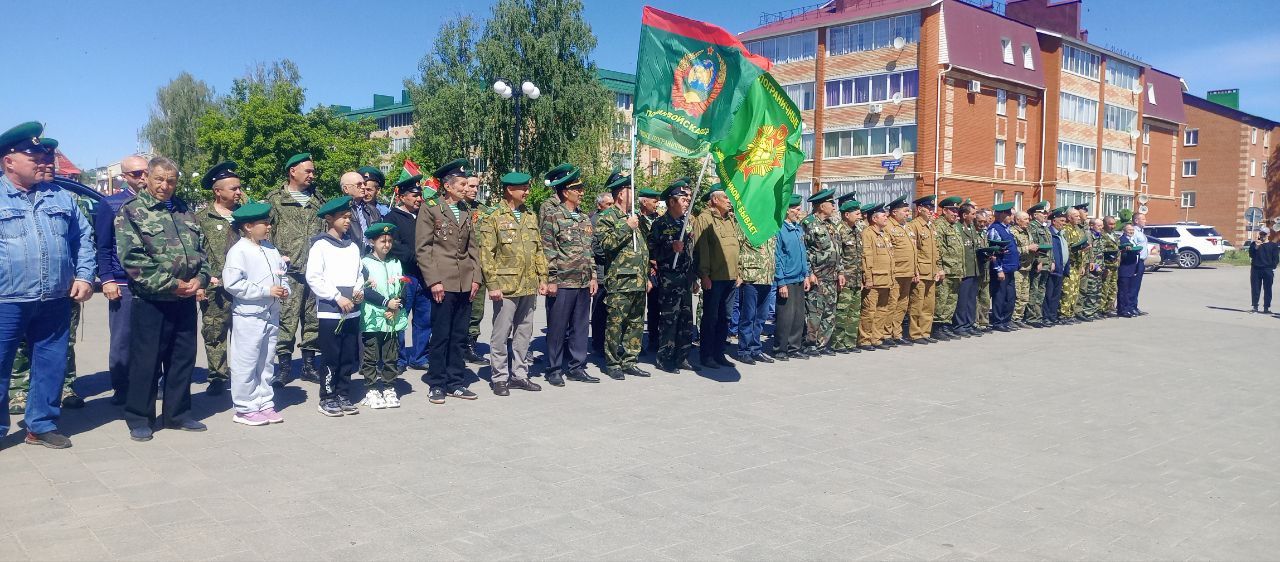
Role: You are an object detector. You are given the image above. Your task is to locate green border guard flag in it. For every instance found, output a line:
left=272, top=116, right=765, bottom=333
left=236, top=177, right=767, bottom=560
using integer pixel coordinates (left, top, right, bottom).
left=711, top=73, right=804, bottom=247
left=634, top=6, right=773, bottom=158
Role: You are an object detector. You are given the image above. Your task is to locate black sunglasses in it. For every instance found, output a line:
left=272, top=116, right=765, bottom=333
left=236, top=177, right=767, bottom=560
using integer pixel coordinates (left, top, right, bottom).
left=124, top=170, right=146, bottom=179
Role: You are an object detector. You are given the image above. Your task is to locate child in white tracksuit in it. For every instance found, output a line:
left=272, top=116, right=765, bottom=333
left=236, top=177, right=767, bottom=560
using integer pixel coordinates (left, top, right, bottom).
left=222, top=202, right=290, bottom=426
left=306, top=197, right=366, bottom=417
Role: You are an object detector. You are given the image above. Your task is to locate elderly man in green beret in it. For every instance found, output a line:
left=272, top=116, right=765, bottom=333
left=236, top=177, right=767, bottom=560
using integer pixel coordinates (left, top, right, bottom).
left=1024, top=201, right=1053, bottom=327
left=266, top=152, right=327, bottom=384
left=802, top=189, right=844, bottom=356
left=828, top=194, right=863, bottom=353
left=194, top=161, right=244, bottom=396
left=931, top=196, right=965, bottom=339
left=594, top=171, right=653, bottom=379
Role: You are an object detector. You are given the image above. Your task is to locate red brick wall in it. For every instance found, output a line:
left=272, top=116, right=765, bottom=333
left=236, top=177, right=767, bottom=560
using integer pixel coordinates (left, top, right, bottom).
left=1142, top=121, right=1180, bottom=224
left=1180, top=103, right=1248, bottom=242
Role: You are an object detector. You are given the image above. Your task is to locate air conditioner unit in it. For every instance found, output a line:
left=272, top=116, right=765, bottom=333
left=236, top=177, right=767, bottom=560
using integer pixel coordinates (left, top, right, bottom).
left=968, top=80, right=981, bottom=93
left=869, top=103, right=884, bottom=113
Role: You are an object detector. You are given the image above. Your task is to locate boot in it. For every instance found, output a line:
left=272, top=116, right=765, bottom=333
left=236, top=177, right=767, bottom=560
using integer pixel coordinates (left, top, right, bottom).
left=300, top=350, right=320, bottom=383
left=462, top=340, right=486, bottom=365
left=272, top=354, right=292, bottom=387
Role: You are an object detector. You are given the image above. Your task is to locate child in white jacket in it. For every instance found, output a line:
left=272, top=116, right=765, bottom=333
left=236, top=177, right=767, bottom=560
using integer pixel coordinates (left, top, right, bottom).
left=306, top=196, right=366, bottom=417
left=222, top=202, right=290, bottom=426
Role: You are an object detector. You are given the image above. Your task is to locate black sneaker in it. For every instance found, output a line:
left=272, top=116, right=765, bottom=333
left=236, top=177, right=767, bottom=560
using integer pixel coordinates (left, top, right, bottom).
left=25, top=431, right=71, bottom=449
left=449, top=388, right=478, bottom=400
left=317, top=399, right=344, bottom=417
left=428, top=388, right=447, bottom=404
left=337, top=396, right=359, bottom=414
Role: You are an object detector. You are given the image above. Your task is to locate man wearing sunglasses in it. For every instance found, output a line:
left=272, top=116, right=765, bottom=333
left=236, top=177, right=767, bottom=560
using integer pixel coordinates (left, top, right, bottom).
left=0, top=121, right=95, bottom=450
left=94, top=154, right=148, bottom=404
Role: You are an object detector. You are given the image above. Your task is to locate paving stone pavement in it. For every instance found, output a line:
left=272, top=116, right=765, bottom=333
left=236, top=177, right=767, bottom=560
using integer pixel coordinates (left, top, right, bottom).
left=1, top=266, right=1277, bottom=561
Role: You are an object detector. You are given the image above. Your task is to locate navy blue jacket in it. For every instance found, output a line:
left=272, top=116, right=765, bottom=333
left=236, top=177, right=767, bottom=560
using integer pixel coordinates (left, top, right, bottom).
left=1117, top=235, right=1140, bottom=278
left=1049, top=225, right=1069, bottom=276
left=94, top=189, right=134, bottom=284
left=986, top=222, right=1020, bottom=274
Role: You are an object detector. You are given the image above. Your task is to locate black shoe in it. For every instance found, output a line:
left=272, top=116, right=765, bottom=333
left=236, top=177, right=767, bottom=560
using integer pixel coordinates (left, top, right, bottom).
left=715, top=356, right=734, bottom=367
left=924, top=336, right=940, bottom=343
left=318, top=398, right=344, bottom=416
left=25, top=431, right=71, bottom=449
left=300, top=351, right=319, bottom=383
left=874, top=343, right=892, bottom=350
left=605, top=368, right=626, bottom=381
left=858, top=345, right=876, bottom=352
left=772, top=352, right=789, bottom=361
left=896, top=338, right=914, bottom=346
left=408, top=363, right=429, bottom=371
left=679, top=360, right=697, bottom=371
left=566, top=369, right=600, bottom=383
left=110, top=392, right=127, bottom=406
left=129, top=426, right=154, bottom=442
left=449, top=388, right=479, bottom=400
left=994, top=325, right=1013, bottom=332
left=912, top=338, right=931, bottom=345
left=273, top=354, right=292, bottom=386
left=658, top=363, right=680, bottom=374
left=821, top=347, right=837, bottom=356
left=61, top=393, right=85, bottom=409
left=165, top=419, right=207, bottom=432
left=463, top=346, right=486, bottom=365
left=624, top=365, right=651, bottom=378
left=753, top=353, right=774, bottom=364
left=546, top=371, right=566, bottom=387
left=491, top=382, right=509, bottom=396
left=428, top=388, right=447, bottom=404
left=507, top=378, right=542, bottom=391
left=205, top=378, right=226, bottom=396
left=735, top=354, right=756, bottom=365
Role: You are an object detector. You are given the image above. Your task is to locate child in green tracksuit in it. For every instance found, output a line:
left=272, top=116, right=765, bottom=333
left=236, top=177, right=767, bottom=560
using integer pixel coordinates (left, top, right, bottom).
left=359, top=222, right=409, bottom=409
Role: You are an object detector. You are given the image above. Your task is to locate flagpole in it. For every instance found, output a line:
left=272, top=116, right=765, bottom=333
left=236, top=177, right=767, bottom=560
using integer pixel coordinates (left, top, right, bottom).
left=630, top=117, right=639, bottom=251
left=674, top=154, right=712, bottom=268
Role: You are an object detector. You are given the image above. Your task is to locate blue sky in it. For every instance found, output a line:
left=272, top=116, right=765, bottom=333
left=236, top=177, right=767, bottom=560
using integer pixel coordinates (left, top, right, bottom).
left=4, top=0, right=1277, bottom=169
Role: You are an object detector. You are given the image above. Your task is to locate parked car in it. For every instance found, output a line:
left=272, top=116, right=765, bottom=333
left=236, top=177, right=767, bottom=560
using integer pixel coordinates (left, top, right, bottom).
left=1142, top=223, right=1225, bottom=269
left=1143, top=236, right=1178, bottom=272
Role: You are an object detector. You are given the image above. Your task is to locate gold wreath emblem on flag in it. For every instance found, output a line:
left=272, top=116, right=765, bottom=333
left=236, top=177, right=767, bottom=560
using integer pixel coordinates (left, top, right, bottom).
left=735, top=124, right=789, bottom=180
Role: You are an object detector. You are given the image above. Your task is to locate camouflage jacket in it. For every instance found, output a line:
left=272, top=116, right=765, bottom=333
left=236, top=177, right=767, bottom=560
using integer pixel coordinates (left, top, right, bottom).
left=539, top=199, right=595, bottom=288
left=738, top=234, right=776, bottom=286
left=649, top=213, right=695, bottom=283
left=197, top=206, right=239, bottom=286
left=1012, top=226, right=1036, bottom=271
left=1099, top=230, right=1121, bottom=268
left=594, top=206, right=649, bottom=293
left=802, top=213, right=841, bottom=280
left=1086, top=229, right=1106, bottom=274
left=834, top=220, right=862, bottom=285
left=1028, top=220, right=1053, bottom=268
left=475, top=200, right=546, bottom=297
left=934, top=219, right=965, bottom=279
left=1064, top=223, right=1087, bottom=270
left=264, top=185, right=327, bottom=275
left=115, top=189, right=210, bottom=301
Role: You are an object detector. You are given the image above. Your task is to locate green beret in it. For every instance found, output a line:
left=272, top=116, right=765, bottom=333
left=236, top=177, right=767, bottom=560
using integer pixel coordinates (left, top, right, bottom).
left=788, top=194, right=803, bottom=207
left=501, top=171, right=532, bottom=186
left=284, top=152, right=312, bottom=172
left=865, top=202, right=888, bottom=215
left=316, top=195, right=353, bottom=218
left=807, top=188, right=836, bottom=204
left=1038, top=243, right=1053, bottom=251
left=358, top=166, right=385, bottom=186
left=992, top=202, right=1015, bottom=212
left=38, top=137, right=58, bottom=149
left=836, top=192, right=858, bottom=206
left=637, top=188, right=662, bottom=199
left=0, top=121, right=47, bottom=155
left=1072, top=203, right=1090, bottom=211
left=605, top=170, right=631, bottom=192
left=433, top=158, right=468, bottom=180
left=231, top=202, right=272, bottom=224
left=839, top=198, right=862, bottom=213
left=989, top=238, right=1011, bottom=247
left=1049, top=206, right=1069, bottom=219
left=701, top=183, right=725, bottom=203
left=202, top=161, right=239, bottom=190
left=938, top=196, right=963, bottom=209
left=544, top=163, right=582, bottom=190
left=913, top=195, right=937, bottom=207
left=661, top=182, right=691, bottom=200
left=395, top=170, right=423, bottom=191
left=887, top=195, right=909, bottom=210
left=1027, top=200, right=1049, bottom=213
left=364, top=222, right=397, bottom=239
left=1070, top=238, right=1090, bottom=251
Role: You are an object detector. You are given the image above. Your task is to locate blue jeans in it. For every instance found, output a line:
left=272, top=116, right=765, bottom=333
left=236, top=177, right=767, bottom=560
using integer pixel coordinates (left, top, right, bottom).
left=0, top=298, right=70, bottom=435
left=737, top=284, right=771, bottom=357
left=397, top=277, right=432, bottom=368
left=728, top=285, right=740, bottom=336
left=764, top=285, right=777, bottom=335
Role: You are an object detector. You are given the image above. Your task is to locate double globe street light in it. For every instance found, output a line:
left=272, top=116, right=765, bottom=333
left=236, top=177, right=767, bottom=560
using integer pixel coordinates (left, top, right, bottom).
left=492, top=79, right=542, bottom=170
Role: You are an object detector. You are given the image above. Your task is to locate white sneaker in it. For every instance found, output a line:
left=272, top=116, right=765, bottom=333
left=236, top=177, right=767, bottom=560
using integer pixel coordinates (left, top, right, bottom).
left=363, top=389, right=387, bottom=409
left=382, top=388, right=400, bottom=408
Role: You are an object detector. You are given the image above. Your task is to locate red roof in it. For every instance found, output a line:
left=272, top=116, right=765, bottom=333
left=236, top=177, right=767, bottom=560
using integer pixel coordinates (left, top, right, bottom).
left=54, top=149, right=81, bottom=178
left=942, top=0, right=1045, bottom=89
left=738, top=0, right=934, bottom=41
left=1143, top=68, right=1186, bottom=125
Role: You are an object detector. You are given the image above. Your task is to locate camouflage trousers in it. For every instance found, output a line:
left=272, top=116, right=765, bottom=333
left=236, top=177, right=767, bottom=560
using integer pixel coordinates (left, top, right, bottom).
left=884, top=277, right=912, bottom=340
left=200, top=287, right=232, bottom=381
left=859, top=287, right=890, bottom=346
left=804, top=277, right=838, bottom=349
left=829, top=283, right=862, bottom=350
left=907, top=279, right=936, bottom=340
left=1060, top=265, right=1084, bottom=317
left=1102, top=266, right=1119, bottom=313
left=1081, top=270, right=1104, bottom=317
left=1025, top=269, right=1048, bottom=323
left=604, top=290, right=645, bottom=370
left=277, top=273, right=319, bottom=357
left=657, top=276, right=693, bottom=368
left=976, top=269, right=992, bottom=328
left=1013, top=269, right=1031, bottom=322
left=934, top=277, right=960, bottom=324
left=469, top=283, right=485, bottom=343
left=8, top=302, right=79, bottom=408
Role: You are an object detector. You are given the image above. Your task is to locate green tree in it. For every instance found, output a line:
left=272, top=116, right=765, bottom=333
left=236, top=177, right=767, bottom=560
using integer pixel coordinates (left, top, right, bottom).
left=141, top=72, right=215, bottom=200
left=404, top=16, right=486, bottom=180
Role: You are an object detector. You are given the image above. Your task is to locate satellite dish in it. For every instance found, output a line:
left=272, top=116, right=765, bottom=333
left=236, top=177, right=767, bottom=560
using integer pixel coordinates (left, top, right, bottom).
left=1129, top=129, right=1141, bottom=140
left=1067, top=164, right=1078, bottom=172
left=1138, top=205, right=1149, bottom=214
left=893, top=37, right=906, bottom=50
left=1131, top=83, right=1143, bottom=95
left=891, top=148, right=904, bottom=160
left=1138, top=194, right=1150, bottom=204
left=891, top=92, right=904, bottom=105
left=1128, top=171, right=1139, bottom=181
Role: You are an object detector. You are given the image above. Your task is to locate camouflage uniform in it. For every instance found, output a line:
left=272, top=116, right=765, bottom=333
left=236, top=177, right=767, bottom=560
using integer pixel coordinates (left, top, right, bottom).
left=649, top=213, right=695, bottom=368
left=829, top=219, right=862, bottom=350
left=1100, top=229, right=1121, bottom=314
left=1081, top=229, right=1105, bottom=317
left=1011, top=225, right=1035, bottom=323
left=265, top=185, right=327, bottom=359
left=933, top=218, right=964, bottom=326
left=1059, top=223, right=1086, bottom=318
left=971, top=223, right=992, bottom=328
left=642, top=212, right=661, bottom=351
left=595, top=207, right=649, bottom=371
left=197, top=206, right=239, bottom=383
left=469, top=202, right=495, bottom=346
left=475, top=199, right=546, bottom=383
left=1026, top=219, right=1053, bottom=324
left=802, top=213, right=841, bottom=351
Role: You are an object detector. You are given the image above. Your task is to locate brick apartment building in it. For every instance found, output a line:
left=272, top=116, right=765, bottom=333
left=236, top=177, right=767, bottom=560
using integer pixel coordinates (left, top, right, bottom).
left=737, top=0, right=1189, bottom=219
left=1177, top=90, right=1279, bottom=245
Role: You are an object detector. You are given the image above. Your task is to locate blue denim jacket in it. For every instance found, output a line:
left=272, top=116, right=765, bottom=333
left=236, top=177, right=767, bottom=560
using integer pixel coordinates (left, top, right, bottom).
left=774, top=220, right=810, bottom=286
left=0, top=175, right=95, bottom=302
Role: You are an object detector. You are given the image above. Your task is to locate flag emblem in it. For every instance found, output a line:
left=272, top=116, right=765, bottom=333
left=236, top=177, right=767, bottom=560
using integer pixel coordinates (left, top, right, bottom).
left=672, top=47, right=726, bottom=117
left=735, top=124, right=789, bottom=180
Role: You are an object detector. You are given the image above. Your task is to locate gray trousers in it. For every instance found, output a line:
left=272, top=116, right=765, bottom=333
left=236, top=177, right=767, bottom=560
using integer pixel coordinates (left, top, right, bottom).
left=107, top=284, right=132, bottom=395
left=489, top=295, right=537, bottom=383
left=229, top=309, right=278, bottom=414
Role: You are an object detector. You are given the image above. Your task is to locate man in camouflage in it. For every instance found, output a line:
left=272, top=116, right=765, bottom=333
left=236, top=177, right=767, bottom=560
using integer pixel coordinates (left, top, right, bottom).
left=1080, top=218, right=1107, bottom=320
left=1100, top=215, right=1121, bottom=315
left=195, top=161, right=242, bottom=396
left=540, top=164, right=599, bottom=385
left=636, top=188, right=663, bottom=353
left=975, top=208, right=994, bottom=330
left=801, top=189, right=843, bottom=356
left=931, top=196, right=964, bottom=339
left=735, top=227, right=776, bottom=363
left=1025, top=202, right=1052, bottom=327
left=265, top=153, right=326, bottom=383
left=116, top=156, right=211, bottom=441
left=594, top=172, right=652, bottom=379
left=829, top=194, right=863, bottom=353
left=649, top=180, right=697, bottom=373
left=1058, top=206, right=1087, bottom=323
left=464, top=172, right=488, bottom=365
left=1010, top=211, right=1035, bottom=328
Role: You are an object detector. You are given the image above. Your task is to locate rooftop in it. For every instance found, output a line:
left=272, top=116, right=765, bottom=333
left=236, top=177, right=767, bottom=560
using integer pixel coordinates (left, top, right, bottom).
left=739, top=0, right=934, bottom=42
left=333, top=89, right=413, bottom=120
left=597, top=68, right=635, bottom=95
left=1182, top=92, right=1280, bottom=129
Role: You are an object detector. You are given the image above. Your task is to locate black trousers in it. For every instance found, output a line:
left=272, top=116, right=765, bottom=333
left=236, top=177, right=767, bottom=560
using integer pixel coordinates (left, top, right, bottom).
left=591, top=286, right=608, bottom=355
left=317, top=318, right=360, bottom=400
left=988, top=272, right=1014, bottom=327
left=700, top=280, right=735, bottom=361
left=646, top=282, right=661, bottom=351
left=953, top=276, right=978, bottom=329
left=427, top=291, right=471, bottom=391
left=1043, top=274, right=1064, bottom=323
left=1251, top=267, right=1274, bottom=309
left=1117, top=275, right=1136, bottom=315
left=124, top=297, right=196, bottom=430
left=1133, top=265, right=1145, bottom=312
left=547, top=288, right=591, bottom=373
left=772, top=282, right=805, bottom=355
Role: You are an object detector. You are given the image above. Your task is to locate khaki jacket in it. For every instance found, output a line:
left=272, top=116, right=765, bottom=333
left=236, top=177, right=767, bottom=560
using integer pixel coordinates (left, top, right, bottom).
left=907, top=216, right=938, bottom=277
left=695, top=210, right=741, bottom=281
left=885, top=218, right=916, bottom=278
left=415, top=199, right=480, bottom=292
left=475, top=200, right=546, bottom=297
left=861, top=226, right=893, bottom=289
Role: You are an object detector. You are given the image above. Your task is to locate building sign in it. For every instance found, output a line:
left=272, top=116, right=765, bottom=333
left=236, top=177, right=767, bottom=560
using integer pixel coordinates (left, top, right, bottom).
left=881, top=159, right=903, bottom=173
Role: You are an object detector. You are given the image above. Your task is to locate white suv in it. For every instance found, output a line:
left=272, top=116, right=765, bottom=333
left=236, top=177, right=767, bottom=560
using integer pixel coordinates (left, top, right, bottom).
left=1142, top=223, right=1226, bottom=269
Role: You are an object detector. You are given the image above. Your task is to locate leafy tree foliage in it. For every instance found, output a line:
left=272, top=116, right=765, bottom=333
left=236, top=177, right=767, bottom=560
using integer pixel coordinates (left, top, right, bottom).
left=140, top=72, right=215, bottom=201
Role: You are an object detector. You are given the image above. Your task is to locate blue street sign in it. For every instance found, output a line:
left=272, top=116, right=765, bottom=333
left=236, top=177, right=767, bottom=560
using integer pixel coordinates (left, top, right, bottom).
left=881, top=159, right=902, bottom=173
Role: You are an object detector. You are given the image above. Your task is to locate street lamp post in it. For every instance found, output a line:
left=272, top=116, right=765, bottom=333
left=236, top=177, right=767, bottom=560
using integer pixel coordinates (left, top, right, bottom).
left=493, top=79, right=541, bottom=170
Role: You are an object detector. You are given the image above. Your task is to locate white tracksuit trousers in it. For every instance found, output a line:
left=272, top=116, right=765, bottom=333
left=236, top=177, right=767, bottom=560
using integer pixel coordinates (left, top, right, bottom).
left=229, top=309, right=279, bottom=414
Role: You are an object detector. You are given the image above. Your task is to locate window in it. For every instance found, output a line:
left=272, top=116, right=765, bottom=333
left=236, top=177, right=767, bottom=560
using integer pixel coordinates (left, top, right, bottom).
left=1103, top=104, right=1138, bottom=132
left=1017, top=94, right=1027, bottom=119
left=996, top=89, right=1007, bottom=115
left=1141, top=163, right=1148, bottom=184
left=801, top=133, right=815, bottom=160
left=1180, top=191, right=1196, bottom=208
left=827, top=13, right=920, bottom=55
left=376, top=112, right=413, bottom=131
left=824, top=125, right=918, bottom=158
left=1102, top=149, right=1134, bottom=176
left=824, top=69, right=918, bottom=107
left=1147, top=84, right=1156, bottom=104
left=1182, top=160, right=1198, bottom=177
left=1183, top=129, right=1198, bottom=146
left=1015, top=142, right=1026, bottom=168
left=1251, top=127, right=1258, bottom=144
left=1014, top=192, right=1024, bottom=210
left=1055, top=187, right=1095, bottom=209
left=783, top=82, right=815, bottom=110
left=1105, top=59, right=1140, bottom=90
left=1001, top=38, right=1013, bottom=64
left=615, top=93, right=633, bottom=110
left=1251, top=159, right=1257, bottom=177
left=650, top=161, right=660, bottom=176
left=1058, top=141, right=1096, bottom=171
left=821, top=179, right=915, bottom=206
left=1265, top=131, right=1271, bottom=148
left=612, top=122, right=632, bottom=140
left=388, top=137, right=411, bottom=154
left=1143, top=124, right=1150, bottom=144
left=1102, top=193, right=1134, bottom=218
left=744, top=31, right=817, bottom=64
left=993, top=190, right=1005, bottom=205
left=1063, top=45, right=1101, bottom=79
left=1022, top=45, right=1035, bottom=69
left=995, top=139, right=1006, bottom=165
left=1060, top=92, right=1098, bottom=125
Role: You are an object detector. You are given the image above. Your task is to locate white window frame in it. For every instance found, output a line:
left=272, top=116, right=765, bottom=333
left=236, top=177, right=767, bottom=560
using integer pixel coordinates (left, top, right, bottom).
left=1058, top=141, right=1097, bottom=171
left=1102, top=148, right=1135, bottom=176
left=996, top=89, right=1007, bottom=115
left=1015, top=142, right=1026, bottom=168
left=823, top=69, right=919, bottom=108
left=1182, top=159, right=1198, bottom=177
left=1183, top=128, right=1198, bottom=146
left=993, top=190, right=1005, bottom=205
left=1141, top=163, right=1148, bottom=184
left=1251, top=128, right=1258, bottom=144
left=782, top=81, right=816, bottom=111
left=1001, top=38, right=1014, bottom=65
left=1103, top=104, right=1138, bottom=133
left=995, top=139, right=1006, bottom=166
left=1143, top=123, right=1150, bottom=144
left=1014, top=192, right=1024, bottom=211
left=1060, top=92, right=1099, bottom=126
left=1017, top=94, right=1027, bottom=119
left=826, top=13, right=920, bottom=56
left=1062, top=44, right=1101, bottom=80
left=823, top=125, right=919, bottom=158
left=1022, top=45, right=1035, bottom=69
left=1105, top=59, right=1140, bottom=90
left=1251, top=159, right=1257, bottom=177
left=1147, top=84, right=1156, bottom=104
left=801, top=132, right=815, bottom=161
left=745, top=31, right=817, bottom=65
left=1180, top=191, right=1196, bottom=208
